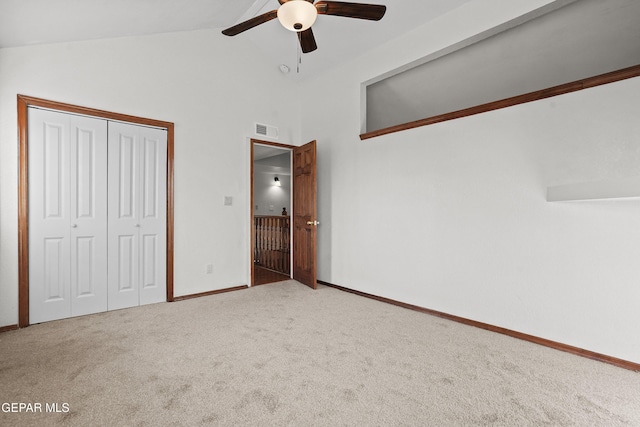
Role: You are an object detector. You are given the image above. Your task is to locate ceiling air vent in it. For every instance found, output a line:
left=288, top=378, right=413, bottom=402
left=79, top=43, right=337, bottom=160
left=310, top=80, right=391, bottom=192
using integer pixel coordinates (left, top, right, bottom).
left=255, top=123, right=278, bottom=139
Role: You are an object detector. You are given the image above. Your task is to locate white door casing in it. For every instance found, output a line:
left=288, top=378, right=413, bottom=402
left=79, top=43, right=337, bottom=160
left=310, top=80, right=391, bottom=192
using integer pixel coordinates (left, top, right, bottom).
left=108, top=121, right=167, bottom=310
left=29, top=108, right=108, bottom=323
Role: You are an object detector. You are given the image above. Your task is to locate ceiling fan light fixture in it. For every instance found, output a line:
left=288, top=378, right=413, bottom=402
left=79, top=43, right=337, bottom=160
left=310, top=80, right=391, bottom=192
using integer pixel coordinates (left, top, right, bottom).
left=277, top=0, right=318, bottom=32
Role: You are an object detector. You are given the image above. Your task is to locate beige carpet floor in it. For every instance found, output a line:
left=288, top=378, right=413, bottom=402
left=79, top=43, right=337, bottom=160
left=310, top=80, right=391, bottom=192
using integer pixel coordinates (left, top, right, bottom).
left=1, top=280, right=639, bottom=426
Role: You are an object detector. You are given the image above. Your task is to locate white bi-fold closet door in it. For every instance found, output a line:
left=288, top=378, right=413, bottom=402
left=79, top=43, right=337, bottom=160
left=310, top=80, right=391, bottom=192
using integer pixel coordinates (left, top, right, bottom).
left=108, top=121, right=167, bottom=310
left=28, top=108, right=167, bottom=324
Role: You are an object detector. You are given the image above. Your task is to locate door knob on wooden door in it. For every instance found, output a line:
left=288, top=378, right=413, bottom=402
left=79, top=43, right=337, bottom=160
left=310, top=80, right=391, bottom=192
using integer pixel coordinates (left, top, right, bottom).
left=306, top=220, right=320, bottom=226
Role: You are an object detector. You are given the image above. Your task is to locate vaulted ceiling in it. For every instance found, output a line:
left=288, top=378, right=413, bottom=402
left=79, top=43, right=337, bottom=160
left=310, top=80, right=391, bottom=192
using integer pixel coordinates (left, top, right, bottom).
left=2, top=0, right=637, bottom=91
left=0, top=0, right=473, bottom=77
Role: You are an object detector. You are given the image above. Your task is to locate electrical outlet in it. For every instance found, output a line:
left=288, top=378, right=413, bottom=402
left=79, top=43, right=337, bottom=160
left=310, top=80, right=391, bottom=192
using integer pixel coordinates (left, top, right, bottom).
left=206, top=264, right=213, bottom=274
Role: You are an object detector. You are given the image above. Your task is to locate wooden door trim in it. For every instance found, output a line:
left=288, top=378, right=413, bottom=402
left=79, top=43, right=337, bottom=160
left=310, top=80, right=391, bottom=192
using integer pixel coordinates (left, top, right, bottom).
left=17, top=95, right=175, bottom=327
left=250, top=139, right=295, bottom=287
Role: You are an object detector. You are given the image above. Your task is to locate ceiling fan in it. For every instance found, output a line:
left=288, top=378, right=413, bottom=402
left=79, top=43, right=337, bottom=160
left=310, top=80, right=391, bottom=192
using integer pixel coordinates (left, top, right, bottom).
left=222, top=0, right=387, bottom=53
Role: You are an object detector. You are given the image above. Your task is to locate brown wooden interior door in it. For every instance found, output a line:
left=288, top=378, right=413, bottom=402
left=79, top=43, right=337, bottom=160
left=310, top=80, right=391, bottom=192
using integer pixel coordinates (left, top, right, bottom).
left=292, top=140, right=317, bottom=289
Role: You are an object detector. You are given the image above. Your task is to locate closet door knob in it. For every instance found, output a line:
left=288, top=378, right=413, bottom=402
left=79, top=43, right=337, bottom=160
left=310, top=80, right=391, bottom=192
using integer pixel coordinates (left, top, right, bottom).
left=72, top=224, right=78, bottom=228
left=135, top=224, right=141, bottom=228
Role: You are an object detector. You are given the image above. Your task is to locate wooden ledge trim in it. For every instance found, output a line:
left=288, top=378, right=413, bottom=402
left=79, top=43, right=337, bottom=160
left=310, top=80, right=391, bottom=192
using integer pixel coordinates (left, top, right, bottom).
left=360, top=63, right=640, bottom=141
left=318, top=280, right=640, bottom=372
left=172, top=285, right=248, bottom=302
left=0, top=324, right=19, bottom=334
left=17, top=95, right=174, bottom=129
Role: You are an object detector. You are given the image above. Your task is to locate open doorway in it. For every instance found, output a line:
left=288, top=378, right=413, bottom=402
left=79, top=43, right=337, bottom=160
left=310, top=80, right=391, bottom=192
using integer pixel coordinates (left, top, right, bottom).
left=251, top=140, right=293, bottom=286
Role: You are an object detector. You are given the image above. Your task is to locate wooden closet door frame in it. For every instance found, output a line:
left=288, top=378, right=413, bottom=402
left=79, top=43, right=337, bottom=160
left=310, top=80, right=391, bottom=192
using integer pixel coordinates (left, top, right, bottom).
left=17, top=95, right=175, bottom=327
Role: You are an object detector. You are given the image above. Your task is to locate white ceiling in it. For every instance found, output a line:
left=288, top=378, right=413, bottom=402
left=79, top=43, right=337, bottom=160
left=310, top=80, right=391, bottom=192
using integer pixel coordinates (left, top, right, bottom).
left=0, top=0, right=473, bottom=78
left=0, top=0, right=255, bottom=47
left=254, top=144, right=289, bottom=161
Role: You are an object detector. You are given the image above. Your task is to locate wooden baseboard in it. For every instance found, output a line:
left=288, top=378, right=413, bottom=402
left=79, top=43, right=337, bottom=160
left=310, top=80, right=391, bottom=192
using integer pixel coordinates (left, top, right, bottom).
left=0, top=324, right=19, bottom=333
left=318, top=280, right=640, bottom=372
left=172, top=285, right=248, bottom=302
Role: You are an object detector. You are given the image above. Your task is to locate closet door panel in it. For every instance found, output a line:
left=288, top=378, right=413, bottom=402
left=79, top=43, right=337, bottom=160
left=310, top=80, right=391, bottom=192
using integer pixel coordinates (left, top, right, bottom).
left=117, top=134, right=137, bottom=219
left=29, top=109, right=109, bottom=323
left=108, top=122, right=167, bottom=308
left=29, top=107, right=167, bottom=323
left=29, top=109, right=72, bottom=323
left=69, top=115, right=108, bottom=316
left=39, top=237, right=70, bottom=316
left=108, top=122, right=141, bottom=310
left=139, top=128, right=167, bottom=305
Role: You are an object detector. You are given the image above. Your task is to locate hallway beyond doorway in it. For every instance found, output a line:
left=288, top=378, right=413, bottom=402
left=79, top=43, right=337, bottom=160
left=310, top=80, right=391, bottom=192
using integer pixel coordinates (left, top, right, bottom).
left=254, top=266, right=290, bottom=286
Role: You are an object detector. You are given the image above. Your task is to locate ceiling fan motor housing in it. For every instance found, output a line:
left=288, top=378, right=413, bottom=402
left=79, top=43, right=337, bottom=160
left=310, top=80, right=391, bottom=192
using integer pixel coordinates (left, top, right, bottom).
left=277, top=0, right=318, bottom=32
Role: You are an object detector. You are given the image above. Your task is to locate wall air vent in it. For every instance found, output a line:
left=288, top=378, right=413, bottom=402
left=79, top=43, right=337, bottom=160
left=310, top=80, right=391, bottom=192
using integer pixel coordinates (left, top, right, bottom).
left=255, top=123, right=279, bottom=139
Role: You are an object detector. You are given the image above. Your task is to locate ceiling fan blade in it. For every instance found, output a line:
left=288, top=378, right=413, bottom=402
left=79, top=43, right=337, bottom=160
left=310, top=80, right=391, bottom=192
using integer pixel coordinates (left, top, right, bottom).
left=221, top=10, right=278, bottom=36
left=298, top=28, right=318, bottom=53
left=315, top=1, right=386, bottom=21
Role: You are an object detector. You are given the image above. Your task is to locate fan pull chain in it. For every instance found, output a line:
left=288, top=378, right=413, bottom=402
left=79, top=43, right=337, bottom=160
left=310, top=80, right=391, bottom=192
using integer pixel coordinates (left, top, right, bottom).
left=297, top=39, right=301, bottom=74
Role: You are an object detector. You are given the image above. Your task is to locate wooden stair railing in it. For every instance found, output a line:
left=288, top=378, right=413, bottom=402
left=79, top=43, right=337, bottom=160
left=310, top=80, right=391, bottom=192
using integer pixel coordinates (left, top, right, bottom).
left=254, top=216, right=290, bottom=274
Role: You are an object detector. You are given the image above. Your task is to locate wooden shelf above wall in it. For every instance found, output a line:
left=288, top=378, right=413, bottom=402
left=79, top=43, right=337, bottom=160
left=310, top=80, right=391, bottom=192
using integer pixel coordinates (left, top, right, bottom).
left=546, top=176, right=640, bottom=202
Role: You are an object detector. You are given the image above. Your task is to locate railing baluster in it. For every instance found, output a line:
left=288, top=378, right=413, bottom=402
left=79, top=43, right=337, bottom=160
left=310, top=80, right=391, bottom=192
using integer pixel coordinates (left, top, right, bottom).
left=254, top=215, right=290, bottom=274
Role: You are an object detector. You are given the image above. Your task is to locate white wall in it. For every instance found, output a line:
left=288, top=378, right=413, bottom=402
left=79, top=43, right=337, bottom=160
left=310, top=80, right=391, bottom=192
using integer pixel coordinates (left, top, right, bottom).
left=300, top=0, right=640, bottom=363
left=0, top=29, right=300, bottom=326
